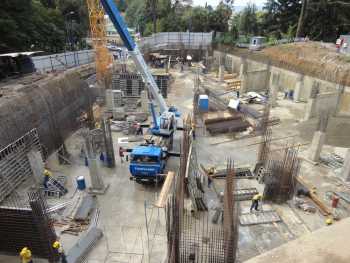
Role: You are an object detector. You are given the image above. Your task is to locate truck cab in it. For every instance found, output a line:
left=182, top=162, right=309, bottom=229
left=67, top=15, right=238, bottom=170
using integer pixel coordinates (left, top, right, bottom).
left=129, top=146, right=166, bottom=180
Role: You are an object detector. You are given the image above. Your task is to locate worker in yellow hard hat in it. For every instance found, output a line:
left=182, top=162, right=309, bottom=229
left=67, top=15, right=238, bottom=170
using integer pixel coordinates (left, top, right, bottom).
left=250, top=193, right=263, bottom=212
left=326, top=218, right=333, bottom=226
left=19, top=247, right=33, bottom=263
left=43, top=169, right=52, bottom=189
left=191, top=123, right=196, bottom=140
left=53, top=240, right=67, bottom=263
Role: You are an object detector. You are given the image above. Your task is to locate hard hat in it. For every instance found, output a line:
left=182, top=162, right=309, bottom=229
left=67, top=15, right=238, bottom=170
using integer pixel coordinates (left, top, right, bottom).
left=326, top=218, right=333, bottom=225
left=20, top=247, right=28, bottom=256
left=53, top=241, right=60, bottom=249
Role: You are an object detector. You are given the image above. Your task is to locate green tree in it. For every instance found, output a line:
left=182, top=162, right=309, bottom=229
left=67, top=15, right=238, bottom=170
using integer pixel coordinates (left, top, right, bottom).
left=209, top=3, right=232, bottom=35
left=261, top=0, right=301, bottom=39
left=261, top=0, right=350, bottom=41
left=239, top=3, right=259, bottom=36
left=0, top=0, right=66, bottom=53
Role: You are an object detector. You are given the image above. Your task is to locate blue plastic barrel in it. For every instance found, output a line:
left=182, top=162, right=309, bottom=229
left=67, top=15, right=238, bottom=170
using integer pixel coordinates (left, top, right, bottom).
left=76, top=176, right=86, bottom=190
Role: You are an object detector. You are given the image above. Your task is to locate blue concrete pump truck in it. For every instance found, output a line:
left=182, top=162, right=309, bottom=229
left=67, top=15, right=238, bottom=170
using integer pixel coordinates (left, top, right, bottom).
left=100, top=0, right=180, bottom=181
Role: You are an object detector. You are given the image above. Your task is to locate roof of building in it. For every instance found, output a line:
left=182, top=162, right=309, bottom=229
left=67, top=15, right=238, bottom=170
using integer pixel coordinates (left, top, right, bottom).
left=131, top=146, right=162, bottom=157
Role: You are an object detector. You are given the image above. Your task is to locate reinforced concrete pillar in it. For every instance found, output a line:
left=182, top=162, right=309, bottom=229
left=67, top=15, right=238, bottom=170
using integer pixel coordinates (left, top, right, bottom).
left=341, top=149, right=350, bottom=182
left=294, top=75, right=304, bottom=102
left=239, top=57, right=248, bottom=94
left=334, top=84, right=345, bottom=116
left=303, top=98, right=317, bottom=121
left=303, top=81, right=319, bottom=120
left=219, top=65, right=225, bottom=82
left=140, top=90, right=149, bottom=113
left=88, top=158, right=106, bottom=192
left=239, top=57, right=247, bottom=79
left=102, top=117, right=115, bottom=168
left=269, top=72, right=279, bottom=107
left=308, top=131, right=326, bottom=162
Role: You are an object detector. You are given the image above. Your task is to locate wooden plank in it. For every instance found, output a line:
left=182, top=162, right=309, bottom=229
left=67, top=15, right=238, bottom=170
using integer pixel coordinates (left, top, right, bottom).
left=296, top=176, right=332, bottom=216
left=154, top=171, right=175, bottom=208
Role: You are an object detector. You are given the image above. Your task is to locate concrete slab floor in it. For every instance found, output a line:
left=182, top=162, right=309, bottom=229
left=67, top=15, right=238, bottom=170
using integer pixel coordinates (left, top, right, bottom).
left=2, top=66, right=350, bottom=262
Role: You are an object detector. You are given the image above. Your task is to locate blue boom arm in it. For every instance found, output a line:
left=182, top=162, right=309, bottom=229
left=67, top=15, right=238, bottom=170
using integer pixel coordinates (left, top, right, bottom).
left=100, top=0, right=169, bottom=115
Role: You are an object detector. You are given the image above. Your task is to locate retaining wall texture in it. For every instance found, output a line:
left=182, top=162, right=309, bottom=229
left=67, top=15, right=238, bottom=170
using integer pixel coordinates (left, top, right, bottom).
left=213, top=50, right=350, bottom=117
left=0, top=65, right=95, bottom=153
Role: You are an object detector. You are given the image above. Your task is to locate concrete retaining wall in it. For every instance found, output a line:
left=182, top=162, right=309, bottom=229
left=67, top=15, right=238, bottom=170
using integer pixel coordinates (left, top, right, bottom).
left=0, top=65, right=95, bottom=153
left=213, top=50, right=350, bottom=117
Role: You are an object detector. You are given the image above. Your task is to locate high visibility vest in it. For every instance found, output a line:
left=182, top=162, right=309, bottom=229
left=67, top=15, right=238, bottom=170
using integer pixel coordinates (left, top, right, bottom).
left=252, top=194, right=262, bottom=201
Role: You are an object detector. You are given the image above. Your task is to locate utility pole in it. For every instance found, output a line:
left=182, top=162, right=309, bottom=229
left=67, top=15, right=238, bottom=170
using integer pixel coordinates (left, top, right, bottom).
left=296, top=0, right=308, bottom=37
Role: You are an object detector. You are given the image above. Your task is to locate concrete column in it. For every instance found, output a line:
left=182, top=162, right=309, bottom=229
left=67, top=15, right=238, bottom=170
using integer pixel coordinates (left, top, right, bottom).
left=303, top=81, right=320, bottom=120
left=341, top=149, right=350, bottom=182
left=334, top=84, right=345, bottom=116
left=303, top=98, right=317, bottom=121
left=239, top=57, right=247, bottom=79
left=219, top=65, right=225, bottom=82
left=308, top=131, right=326, bottom=162
left=89, top=158, right=105, bottom=191
left=239, top=57, right=248, bottom=94
left=140, top=90, right=149, bottom=113
left=294, top=75, right=304, bottom=102
left=105, top=89, right=113, bottom=112
left=269, top=72, right=279, bottom=107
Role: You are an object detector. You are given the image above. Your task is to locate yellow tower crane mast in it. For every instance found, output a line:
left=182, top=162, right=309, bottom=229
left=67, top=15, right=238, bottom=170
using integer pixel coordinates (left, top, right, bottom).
left=86, top=0, right=112, bottom=83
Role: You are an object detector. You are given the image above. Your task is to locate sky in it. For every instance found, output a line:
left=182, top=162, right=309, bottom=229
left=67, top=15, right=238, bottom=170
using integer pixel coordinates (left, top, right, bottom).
left=192, top=0, right=266, bottom=8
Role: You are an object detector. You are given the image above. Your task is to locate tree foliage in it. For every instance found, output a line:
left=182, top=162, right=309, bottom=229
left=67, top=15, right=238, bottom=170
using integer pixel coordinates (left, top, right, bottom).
left=238, top=3, right=259, bottom=36
left=0, top=0, right=89, bottom=53
left=123, top=0, right=232, bottom=37
left=262, top=0, right=350, bottom=41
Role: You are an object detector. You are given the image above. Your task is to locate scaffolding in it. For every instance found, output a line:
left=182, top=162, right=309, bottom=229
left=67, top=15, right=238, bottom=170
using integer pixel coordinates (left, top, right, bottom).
left=166, top=116, right=238, bottom=263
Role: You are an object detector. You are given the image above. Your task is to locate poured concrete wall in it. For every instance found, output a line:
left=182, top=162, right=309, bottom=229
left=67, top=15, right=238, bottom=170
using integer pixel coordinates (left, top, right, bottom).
left=0, top=65, right=95, bottom=153
left=214, top=50, right=350, bottom=117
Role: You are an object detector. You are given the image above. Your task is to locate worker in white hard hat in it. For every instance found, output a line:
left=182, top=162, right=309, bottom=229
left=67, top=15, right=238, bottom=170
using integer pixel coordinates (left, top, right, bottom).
left=19, top=247, right=33, bottom=263
left=53, top=240, right=67, bottom=263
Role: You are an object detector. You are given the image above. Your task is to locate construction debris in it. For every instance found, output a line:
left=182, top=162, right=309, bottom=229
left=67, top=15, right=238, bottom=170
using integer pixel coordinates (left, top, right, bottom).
left=65, top=227, right=103, bottom=263
left=320, top=153, right=344, bottom=169
left=296, top=176, right=332, bottom=216
left=74, top=195, right=96, bottom=222
left=201, top=165, right=254, bottom=179
left=239, top=210, right=281, bottom=226
left=294, top=197, right=317, bottom=213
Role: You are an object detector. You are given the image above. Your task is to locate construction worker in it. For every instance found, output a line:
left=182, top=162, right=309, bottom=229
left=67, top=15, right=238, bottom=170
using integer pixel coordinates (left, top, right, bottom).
left=207, top=167, right=216, bottom=187
left=53, top=241, right=67, bottom=263
left=19, top=247, right=33, bottom=263
left=136, top=123, right=143, bottom=135
left=119, top=146, right=124, bottom=163
left=250, top=193, right=262, bottom=212
left=191, top=123, right=196, bottom=140
left=43, top=168, right=52, bottom=189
